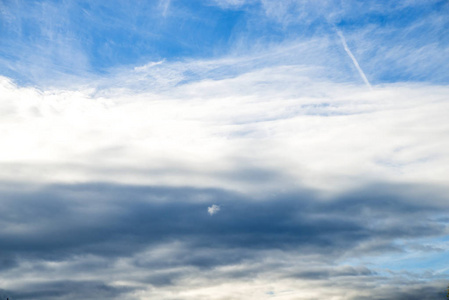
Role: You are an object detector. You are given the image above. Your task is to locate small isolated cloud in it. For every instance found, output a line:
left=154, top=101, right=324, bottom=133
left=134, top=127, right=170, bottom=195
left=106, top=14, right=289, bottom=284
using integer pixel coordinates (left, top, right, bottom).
left=208, top=204, right=220, bottom=215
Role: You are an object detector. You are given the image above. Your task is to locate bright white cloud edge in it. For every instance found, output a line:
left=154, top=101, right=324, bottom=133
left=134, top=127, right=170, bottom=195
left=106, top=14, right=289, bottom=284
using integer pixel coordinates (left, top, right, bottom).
left=0, top=61, right=448, bottom=196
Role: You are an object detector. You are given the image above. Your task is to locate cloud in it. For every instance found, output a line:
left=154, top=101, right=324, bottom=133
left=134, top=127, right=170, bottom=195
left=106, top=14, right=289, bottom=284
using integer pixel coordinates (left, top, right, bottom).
left=133, top=59, right=166, bottom=72
left=0, top=1, right=448, bottom=299
left=208, top=204, right=221, bottom=215
left=2, top=0, right=447, bottom=86
left=336, top=29, right=372, bottom=89
left=1, top=64, right=448, bottom=195
left=0, top=182, right=447, bottom=299
left=0, top=281, right=133, bottom=300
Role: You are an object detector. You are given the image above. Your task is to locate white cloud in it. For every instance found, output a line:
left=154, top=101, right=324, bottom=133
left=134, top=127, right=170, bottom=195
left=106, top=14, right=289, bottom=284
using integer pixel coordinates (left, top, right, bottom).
left=133, top=59, right=165, bottom=72
left=208, top=204, right=220, bottom=215
left=0, top=39, right=448, bottom=196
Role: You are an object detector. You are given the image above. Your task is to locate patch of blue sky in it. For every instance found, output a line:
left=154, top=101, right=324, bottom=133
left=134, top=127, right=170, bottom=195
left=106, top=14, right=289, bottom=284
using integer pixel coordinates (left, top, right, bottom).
left=0, top=0, right=246, bottom=83
left=338, top=4, right=449, bottom=83
left=349, top=235, right=449, bottom=277
left=78, top=1, right=245, bottom=67
left=334, top=0, right=447, bottom=28
left=0, top=0, right=448, bottom=86
left=254, top=0, right=449, bottom=84
left=377, top=251, right=449, bottom=278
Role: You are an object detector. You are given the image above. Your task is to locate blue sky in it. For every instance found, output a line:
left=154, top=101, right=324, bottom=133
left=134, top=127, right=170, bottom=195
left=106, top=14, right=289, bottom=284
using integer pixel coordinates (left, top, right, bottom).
left=1, top=0, right=448, bottom=85
left=0, top=1, right=449, bottom=300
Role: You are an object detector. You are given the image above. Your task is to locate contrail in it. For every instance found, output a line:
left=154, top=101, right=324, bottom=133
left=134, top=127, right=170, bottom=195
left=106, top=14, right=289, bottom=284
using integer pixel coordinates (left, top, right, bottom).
left=336, top=29, right=372, bottom=90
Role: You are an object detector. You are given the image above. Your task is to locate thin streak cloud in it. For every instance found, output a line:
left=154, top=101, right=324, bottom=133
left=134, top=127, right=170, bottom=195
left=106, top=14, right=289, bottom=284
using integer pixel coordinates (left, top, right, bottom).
left=336, top=29, right=372, bottom=89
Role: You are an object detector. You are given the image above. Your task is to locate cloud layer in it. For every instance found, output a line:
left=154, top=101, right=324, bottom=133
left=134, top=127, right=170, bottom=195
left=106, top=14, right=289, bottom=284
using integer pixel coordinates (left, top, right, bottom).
left=1, top=1, right=448, bottom=299
left=1, top=65, right=448, bottom=194
left=0, top=182, right=447, bottom=299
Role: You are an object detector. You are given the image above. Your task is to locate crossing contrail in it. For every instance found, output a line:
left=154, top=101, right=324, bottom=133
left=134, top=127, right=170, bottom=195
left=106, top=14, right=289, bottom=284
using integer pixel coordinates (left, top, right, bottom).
left=336, top=29, right=372, bottom=90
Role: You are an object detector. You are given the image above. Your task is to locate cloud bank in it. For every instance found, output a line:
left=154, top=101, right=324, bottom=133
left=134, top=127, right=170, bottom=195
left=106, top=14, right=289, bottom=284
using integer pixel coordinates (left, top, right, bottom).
left=1, top=65, right=448, bottom=194
left=0, top=183, right=447, bottom=299
left=0, top=1, right=448, bottom=299
left=1, top=57, right=448, bottom=298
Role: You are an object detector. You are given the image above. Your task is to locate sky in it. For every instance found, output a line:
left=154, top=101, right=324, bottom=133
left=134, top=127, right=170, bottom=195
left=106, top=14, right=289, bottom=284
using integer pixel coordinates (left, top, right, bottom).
left=0, top=0, right=449, bottom=299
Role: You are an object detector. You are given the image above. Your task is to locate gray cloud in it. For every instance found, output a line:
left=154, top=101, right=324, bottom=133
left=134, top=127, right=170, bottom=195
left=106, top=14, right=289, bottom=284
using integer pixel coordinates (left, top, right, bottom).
left=1, top=281, right=133, bottom=300
left=0, top=182, right=447, bottom=299
left=0, top=183, right=442, bottom=259
left=353, top=283, right=447, bottom=300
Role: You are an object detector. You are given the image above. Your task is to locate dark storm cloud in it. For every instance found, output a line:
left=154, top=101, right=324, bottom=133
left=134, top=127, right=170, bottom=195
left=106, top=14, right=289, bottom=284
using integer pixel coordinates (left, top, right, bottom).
left=0, top=182, right=447, bottom=299
left=0, top=182, right=446, bottom=263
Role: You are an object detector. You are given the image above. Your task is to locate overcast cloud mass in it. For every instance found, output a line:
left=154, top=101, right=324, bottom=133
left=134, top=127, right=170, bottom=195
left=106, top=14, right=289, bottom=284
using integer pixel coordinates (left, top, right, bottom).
left=0, top=1, right=448, bottom=299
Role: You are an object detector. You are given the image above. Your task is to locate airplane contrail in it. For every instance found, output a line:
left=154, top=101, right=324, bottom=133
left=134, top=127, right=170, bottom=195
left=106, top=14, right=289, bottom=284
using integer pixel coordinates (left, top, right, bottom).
left=336, top=29, right=372, bottom=90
